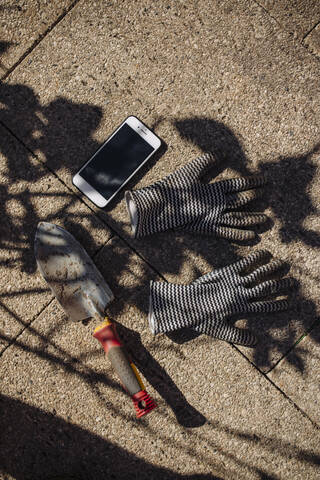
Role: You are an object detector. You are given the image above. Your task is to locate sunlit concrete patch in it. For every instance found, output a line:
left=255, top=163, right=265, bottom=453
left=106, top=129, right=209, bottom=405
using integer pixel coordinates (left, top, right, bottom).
left=304, top=23, right=320, bottom=57
left=2, top=0, right=319, bottom=199
left=0, top=303, right=22, bottom=351
left=1, top=270, right=320, bottom=479
left=2, top=0, right=319, bottom=378
left=0, top=0, right=76, bottom=78
left=1, top=4, right=320, bottom=474
left=268, top=322, right=320, bottom=426
left=258, top=0, right=320, bottom=40
left=0, top=125, right=112, bottom=352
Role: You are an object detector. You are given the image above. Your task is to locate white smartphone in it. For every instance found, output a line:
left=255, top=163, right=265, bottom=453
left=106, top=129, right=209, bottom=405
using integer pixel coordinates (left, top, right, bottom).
left=72, top=116, right=161, bottom=208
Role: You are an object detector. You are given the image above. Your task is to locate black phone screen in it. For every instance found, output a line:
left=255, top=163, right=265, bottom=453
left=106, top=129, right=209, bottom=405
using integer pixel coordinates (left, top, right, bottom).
left=80, top=123, right=154, bottom=200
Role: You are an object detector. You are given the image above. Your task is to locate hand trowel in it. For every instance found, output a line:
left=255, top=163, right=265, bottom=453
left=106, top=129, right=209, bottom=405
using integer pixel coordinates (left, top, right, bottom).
left=34, top=222, right=156, bottom=417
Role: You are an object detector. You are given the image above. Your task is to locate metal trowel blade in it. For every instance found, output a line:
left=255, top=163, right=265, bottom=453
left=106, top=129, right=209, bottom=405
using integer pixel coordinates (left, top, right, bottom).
left=34, top=222, right=114, bottom=321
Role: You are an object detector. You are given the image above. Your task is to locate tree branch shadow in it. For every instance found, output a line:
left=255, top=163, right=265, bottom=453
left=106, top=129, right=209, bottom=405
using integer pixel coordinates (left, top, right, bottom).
left=0, top=82, right=205, bottom=428
left=172, top=116, right=320, bottom=373
left=1, top=394, right=319, bottom=480
left=0, top=83, right=319, bottom=449
left=0, top=394, right=222, bottom=480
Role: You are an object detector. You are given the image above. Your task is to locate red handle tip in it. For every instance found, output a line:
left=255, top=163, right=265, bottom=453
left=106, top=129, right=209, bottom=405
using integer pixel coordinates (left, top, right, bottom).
left=132, top=390, right=156, bottom=418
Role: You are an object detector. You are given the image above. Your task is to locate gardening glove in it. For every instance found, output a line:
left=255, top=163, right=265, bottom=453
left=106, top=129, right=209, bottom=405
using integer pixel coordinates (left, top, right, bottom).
left=148, top=250, right=294, bottom=346
left=125, top=152, right=267, bottom=239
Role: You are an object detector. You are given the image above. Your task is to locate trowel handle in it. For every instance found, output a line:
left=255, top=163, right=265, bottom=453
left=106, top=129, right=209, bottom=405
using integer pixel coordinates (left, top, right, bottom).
left=93, top=319, right=156, bottom=418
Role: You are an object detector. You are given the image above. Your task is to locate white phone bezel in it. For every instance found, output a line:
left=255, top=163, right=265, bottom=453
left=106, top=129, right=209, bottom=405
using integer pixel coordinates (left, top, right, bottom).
left=72, top=116, right=161, bottom=208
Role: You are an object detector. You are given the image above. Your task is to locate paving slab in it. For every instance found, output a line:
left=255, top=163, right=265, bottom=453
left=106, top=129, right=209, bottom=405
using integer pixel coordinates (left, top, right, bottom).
left=1, top=237, right=320, bottom=480
left=0, top=0, right=76, bottom=78
left=258, top=0, right=320, bottom=40
left=268, top=322, right=320, bottom=426
left=0, top=124, right=112, bottom=352
left=2, top=0, right=319, bottom=270
left=2, top=0, right=320, bottom=383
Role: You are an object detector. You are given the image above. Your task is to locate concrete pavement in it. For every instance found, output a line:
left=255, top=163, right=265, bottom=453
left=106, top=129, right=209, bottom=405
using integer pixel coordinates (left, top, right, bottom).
left=1, top=1, right=320, bottom=478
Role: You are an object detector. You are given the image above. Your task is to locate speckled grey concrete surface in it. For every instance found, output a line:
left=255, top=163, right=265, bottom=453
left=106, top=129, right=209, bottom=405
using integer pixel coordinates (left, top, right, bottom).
left=2, top=1, right=319, bottom=187
left=1, top=238, right=320, bottom=480
left=0, top=0, right=76, bottom=78
left=0, top=124, right=112, bottom=352
left=268, top=322, right=320, bottom=425
left=258, top=0, right=320, bottom=40
left=1, top=9, right=319, bottom=233
left=304, top=23, right=320, bottom=57
left=2, top=0, right=319, bottom=277
left=1, top=0, right=320, bottom=478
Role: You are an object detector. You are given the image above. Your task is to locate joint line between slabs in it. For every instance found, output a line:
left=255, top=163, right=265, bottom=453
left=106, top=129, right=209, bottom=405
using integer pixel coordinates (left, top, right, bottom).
left=2, top=113, right=320, bottom=403
left=266, top=317, right=320, bottom=374
left=252, top=0, right=320, bottom=61
left=0, top=122, right=163, bottom=285
left=2, top=0, right=81, bottom=81
left=302, top=21, right=320, bottom=42
left=232, top=343, right=320, bottom=430
left=0, top=297, right=55, bottom=359
left=0, top=119, right=117, bottom=246
left=0, top=120, right=36, bottom=157
left=250, top=0, right=282, bottom=28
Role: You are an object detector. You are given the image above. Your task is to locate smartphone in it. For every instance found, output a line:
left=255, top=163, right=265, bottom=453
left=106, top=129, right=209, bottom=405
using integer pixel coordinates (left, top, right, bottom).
left=73, top=116, right=161, bottom=208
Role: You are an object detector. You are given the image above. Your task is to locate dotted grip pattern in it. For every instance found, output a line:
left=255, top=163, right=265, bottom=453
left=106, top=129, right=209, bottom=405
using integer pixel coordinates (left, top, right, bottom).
left=107, top=346, right=141, bottom=396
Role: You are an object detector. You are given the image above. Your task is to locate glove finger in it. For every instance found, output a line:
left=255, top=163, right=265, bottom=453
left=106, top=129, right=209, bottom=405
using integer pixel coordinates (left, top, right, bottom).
left=246, top=277, right=295, bottom=299
left=219, top=175, right=266, bottom=193
left=220, top=211, right=268, bottom=227
left=247, top=299, right=289, bottom=314
left=196, top=250, right=270, bottom=284
left=174, top=152, right=216, bottom=183
left=215, top=225, right=256, bottom=241
left=242, top=259, right=285, bottom=285
left=194, top=321, right=257, bottom=346
left=226, top=189, right=263, bottom=209
left=231, top=249, right=270, bottom=273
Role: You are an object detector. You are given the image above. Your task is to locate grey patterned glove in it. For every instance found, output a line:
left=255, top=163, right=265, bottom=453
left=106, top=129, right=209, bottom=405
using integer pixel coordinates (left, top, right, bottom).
left=148, top=251, right=294, bottom=346
left=125, top=153, right=267, bottom=240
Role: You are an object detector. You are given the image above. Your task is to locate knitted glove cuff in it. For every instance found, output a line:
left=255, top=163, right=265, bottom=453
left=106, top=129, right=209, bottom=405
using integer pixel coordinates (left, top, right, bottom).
left=125, top=185, right=171, bottom=238
left=149, top=281, right=183, bottom=335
